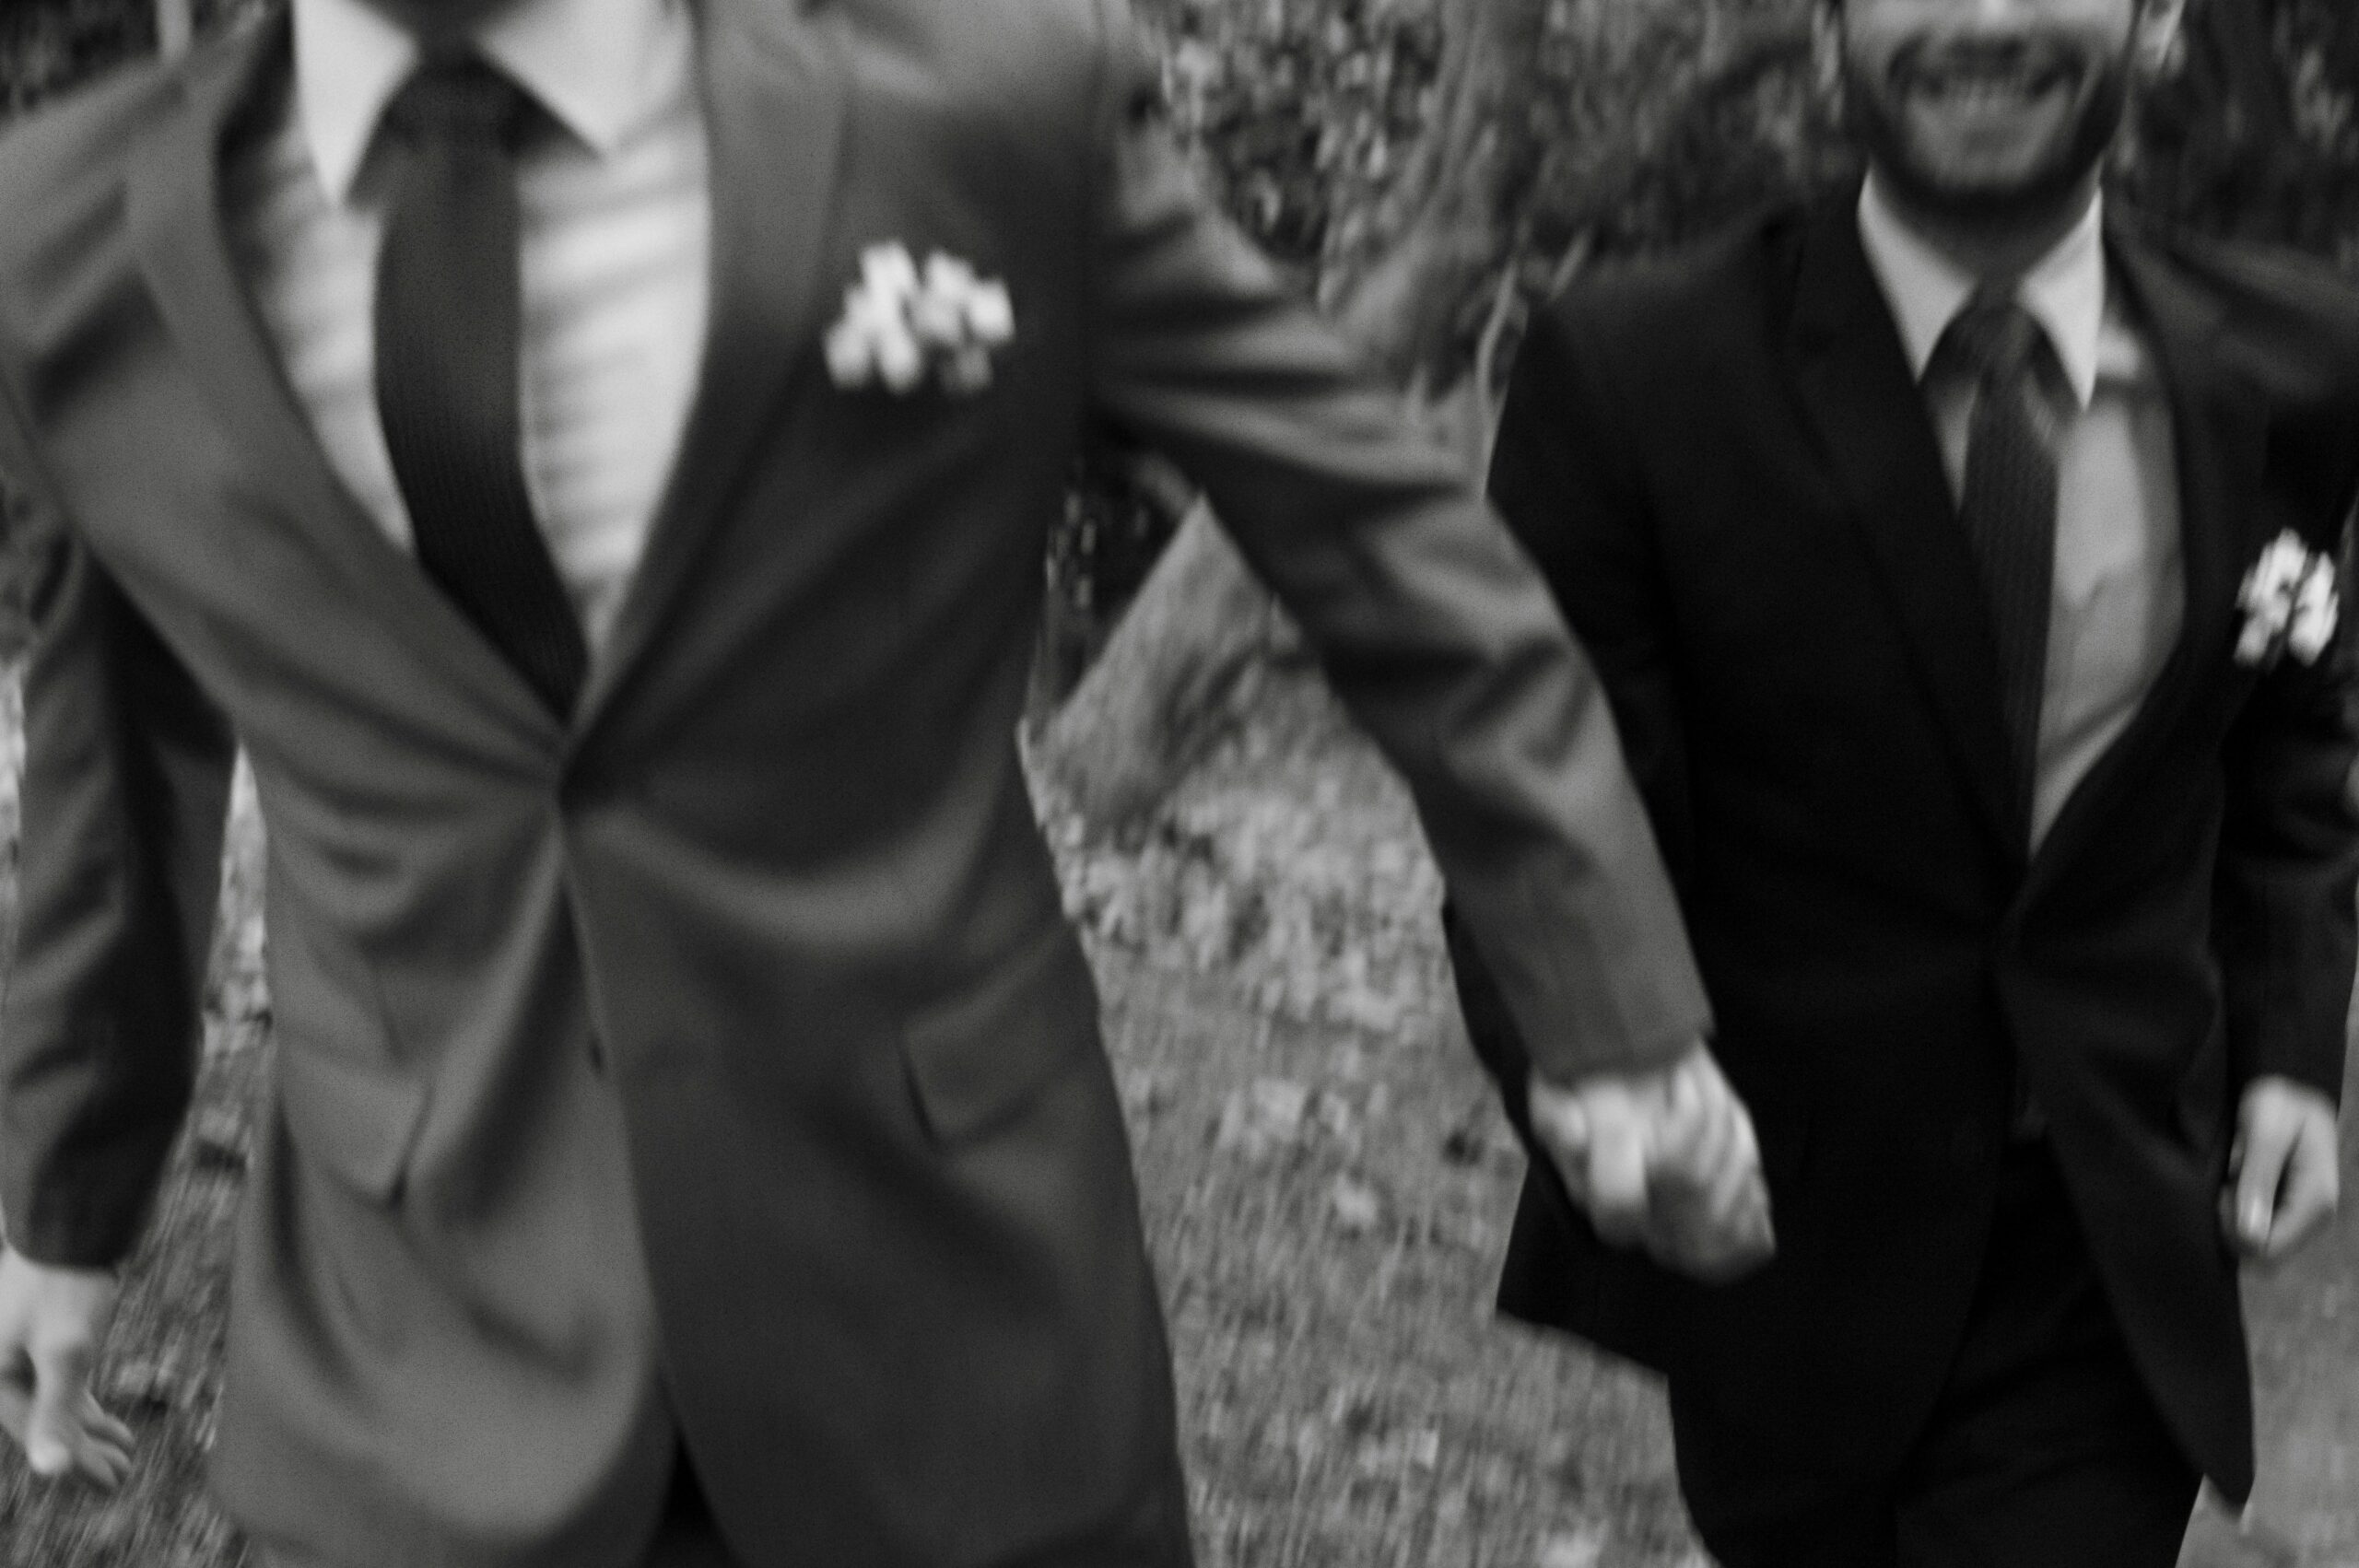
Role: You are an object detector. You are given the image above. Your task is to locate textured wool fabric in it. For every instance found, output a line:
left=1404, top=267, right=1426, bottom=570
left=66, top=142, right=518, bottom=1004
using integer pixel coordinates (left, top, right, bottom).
left=374, top=54, right=589, bottom=715
left=1945, top=295, right=2062, bottom=823
left=229, top=0, right=710, bottom=656
left=0, top=0, right=1720, bottom=1553
left=1682, top=1144, right=2200, bottom=1568
left=1856, top=181, right=2186, bottom=851
left=1468, top=187, right=2359, bottom=1521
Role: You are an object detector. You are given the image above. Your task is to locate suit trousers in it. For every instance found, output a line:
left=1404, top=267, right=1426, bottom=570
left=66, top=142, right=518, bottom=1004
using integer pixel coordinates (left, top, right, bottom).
left=256, top=1438, right=1196, bottom=1566
left=637, top=1454, right=740, bottom=1568
left=1679, top=1141, right=2201, bottom=1568
left=259, top=1449, right=737, bottom=1568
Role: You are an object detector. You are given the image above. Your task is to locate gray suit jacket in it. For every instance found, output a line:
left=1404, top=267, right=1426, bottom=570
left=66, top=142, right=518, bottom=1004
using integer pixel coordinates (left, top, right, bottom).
left=0, top=1, right=1706, bottom=1563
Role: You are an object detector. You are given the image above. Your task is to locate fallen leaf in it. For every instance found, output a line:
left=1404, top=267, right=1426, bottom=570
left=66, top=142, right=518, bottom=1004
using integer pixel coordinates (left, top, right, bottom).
left=1330, top=1175, right=1381, bottom=1233
left=1539, top=1523, right=1609, bottom=1568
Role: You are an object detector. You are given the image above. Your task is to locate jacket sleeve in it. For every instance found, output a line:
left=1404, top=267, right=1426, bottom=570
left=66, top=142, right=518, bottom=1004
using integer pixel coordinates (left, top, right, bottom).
left=0, top=372, right=235, bottom=1268
left=1079, top=0, right=1708, bottom=1082
left=1446, top=300, right=1701, bottom=1103
left=2214, top=499, right=2359, bottom=1106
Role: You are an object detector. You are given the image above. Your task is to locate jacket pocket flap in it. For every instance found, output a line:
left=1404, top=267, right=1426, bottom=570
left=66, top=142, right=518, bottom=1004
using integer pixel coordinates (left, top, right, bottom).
left=901, top=926, right=1099, bottom=1144
left=275, top=1046, right=428, bottom=1202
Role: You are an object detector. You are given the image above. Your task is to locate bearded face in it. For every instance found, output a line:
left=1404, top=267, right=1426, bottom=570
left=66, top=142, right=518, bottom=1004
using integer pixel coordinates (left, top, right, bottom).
left=1831, top=0, right=2162, bottom=228
left=364, top=0, right=523, bottom=35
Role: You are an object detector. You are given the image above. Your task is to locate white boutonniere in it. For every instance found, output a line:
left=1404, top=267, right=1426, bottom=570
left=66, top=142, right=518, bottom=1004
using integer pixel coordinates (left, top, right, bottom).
left=2236, top=528, right=2341, bottom=668
left=823, top=243, right=1015, bottom=396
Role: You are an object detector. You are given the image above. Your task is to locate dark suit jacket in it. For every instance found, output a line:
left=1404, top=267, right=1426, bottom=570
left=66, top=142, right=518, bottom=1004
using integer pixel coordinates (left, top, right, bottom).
left=1453, top=190, right=2359, bottom=1519
left=0, top=1, right=1713, bottom=1564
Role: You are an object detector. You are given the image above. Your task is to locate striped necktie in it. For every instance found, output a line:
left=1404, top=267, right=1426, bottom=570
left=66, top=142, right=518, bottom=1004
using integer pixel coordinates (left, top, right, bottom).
left=1942, top=292, right=2061, bottom=820
left=373, top=53, right=588, bottom=717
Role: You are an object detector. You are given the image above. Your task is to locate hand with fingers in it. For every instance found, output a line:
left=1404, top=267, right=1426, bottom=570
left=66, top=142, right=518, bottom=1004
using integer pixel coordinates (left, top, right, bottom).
left=1527, top=1041, right=1777, bottom=1283
left=0, top=1247, right=134, bottom=1491
left=2219, top=1076, right=2341, bottom=1266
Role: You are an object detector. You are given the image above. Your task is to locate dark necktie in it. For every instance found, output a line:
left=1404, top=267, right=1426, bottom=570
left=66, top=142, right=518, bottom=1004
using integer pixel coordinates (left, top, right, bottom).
left=374, top=54, right=588, bottom=717
left=1942, top=294, right=2060, bottom=814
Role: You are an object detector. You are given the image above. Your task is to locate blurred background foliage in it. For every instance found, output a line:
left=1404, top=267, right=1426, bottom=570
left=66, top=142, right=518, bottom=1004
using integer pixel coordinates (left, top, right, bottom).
left=1055, top=0, right=2359, bottom=690
left=1139, top=0, right=2359, bottom=338
left=5, top=0, right=2359, bottom=673
left=0, top=0, right=158, bottom=113
left=0, top=0, right=251, bottom=112
left=2, top=6, right=2357, bottom=1565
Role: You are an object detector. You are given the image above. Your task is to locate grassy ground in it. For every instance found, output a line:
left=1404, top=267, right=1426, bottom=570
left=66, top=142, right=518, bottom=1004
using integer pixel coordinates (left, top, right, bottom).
left=1111, top=953, right=1703, bottom=1568
left=0, top=662, right=2351, bottom=1566
left=2206, top=1075, right=2359, bottom=1568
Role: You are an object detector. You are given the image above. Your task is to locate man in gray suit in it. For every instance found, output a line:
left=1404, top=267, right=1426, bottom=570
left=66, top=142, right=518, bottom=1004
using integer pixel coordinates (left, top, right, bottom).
left=0, top=0, right=1767, bottom=1562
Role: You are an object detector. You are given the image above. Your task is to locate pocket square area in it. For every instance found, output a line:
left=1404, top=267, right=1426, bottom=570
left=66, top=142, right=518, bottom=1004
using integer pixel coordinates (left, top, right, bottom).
left=2236, top=529, right=2340, bottom=670
left=826, top=242, right=1015, bottom=396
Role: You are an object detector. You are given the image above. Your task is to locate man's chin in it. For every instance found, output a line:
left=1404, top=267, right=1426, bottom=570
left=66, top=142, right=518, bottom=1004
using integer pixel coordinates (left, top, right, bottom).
left=1898, top=91, right=2079, bottom=167
left=1842, top=56, right=2129, bottom=241
left=1874, top=156, right=2099, bottom=233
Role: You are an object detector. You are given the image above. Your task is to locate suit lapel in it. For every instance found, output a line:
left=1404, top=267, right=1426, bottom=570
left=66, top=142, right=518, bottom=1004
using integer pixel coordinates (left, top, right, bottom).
left=2027, top=225, right=2267, bottom=882
left=123, top=6, right=560, bottom=741
left=572, top=0, right=850, bottom=735
left=1787, top=195, right=2026, bottom=863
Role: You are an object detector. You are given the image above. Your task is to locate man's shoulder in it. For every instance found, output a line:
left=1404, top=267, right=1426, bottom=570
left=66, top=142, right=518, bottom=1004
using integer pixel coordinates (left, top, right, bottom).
left=833, top=0, right=1112, bottom=105
left=2123, top=219, right=2359, bottom=522
left=2130, top=218, right=2359, bottom=404
left=0, top=45, right=183, bottom=343
left=2156, top=224, right=2359, bottom=325
left=825, top=0, right=1126, bottom=187
left=1530, top=202, right=1811, bottom=382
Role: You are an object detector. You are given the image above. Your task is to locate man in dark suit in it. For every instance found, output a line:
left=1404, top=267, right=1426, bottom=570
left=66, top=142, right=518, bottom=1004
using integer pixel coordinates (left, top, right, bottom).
left=1453, top=0, right=2355, bottom=1562
left=0, top=0, right=1773, bottom=1562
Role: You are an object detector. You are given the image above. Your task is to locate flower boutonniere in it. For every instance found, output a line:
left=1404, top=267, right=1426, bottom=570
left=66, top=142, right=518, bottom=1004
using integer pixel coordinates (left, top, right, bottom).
left=823, top=243, right=1015, bottom=397
left=2236, top=528, right=2341, bottom=669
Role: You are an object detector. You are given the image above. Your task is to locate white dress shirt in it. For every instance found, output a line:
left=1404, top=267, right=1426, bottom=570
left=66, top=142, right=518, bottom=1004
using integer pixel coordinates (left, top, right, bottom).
left=227, top=0, right=710, bottom=651
left=1859, top=175, right=2185, bottom=848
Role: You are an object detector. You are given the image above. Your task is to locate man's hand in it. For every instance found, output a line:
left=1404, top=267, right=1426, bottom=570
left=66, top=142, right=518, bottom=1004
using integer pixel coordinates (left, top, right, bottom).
left=2221, top=1077, right=2341, bottom=1266
left=1528, top=1043, right=1776, bottom=1283
left=0, top=1248, right=132, bottom=1490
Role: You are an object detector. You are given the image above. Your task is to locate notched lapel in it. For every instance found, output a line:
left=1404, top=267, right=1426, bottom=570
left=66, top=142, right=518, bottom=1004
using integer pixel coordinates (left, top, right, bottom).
left=574, top=0, right=851, bottom=734
left=2029, top=228, right=2267, bottom=880
left=123, top=7, right=560, bottom=741
left=1786, top=197, right=2025, bottom=862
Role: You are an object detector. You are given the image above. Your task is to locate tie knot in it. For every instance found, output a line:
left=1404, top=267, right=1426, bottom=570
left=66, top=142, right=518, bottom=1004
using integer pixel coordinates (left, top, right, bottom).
left=383, top=53, right=532, bottom=148
left=1941, top=293, right=2048, bottom=383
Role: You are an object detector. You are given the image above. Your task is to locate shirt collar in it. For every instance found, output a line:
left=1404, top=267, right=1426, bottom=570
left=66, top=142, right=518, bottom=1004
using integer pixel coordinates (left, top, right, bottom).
left=293, top=0, right=688, bottom=205
left=1857, top=171, right=2108, bottom=409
